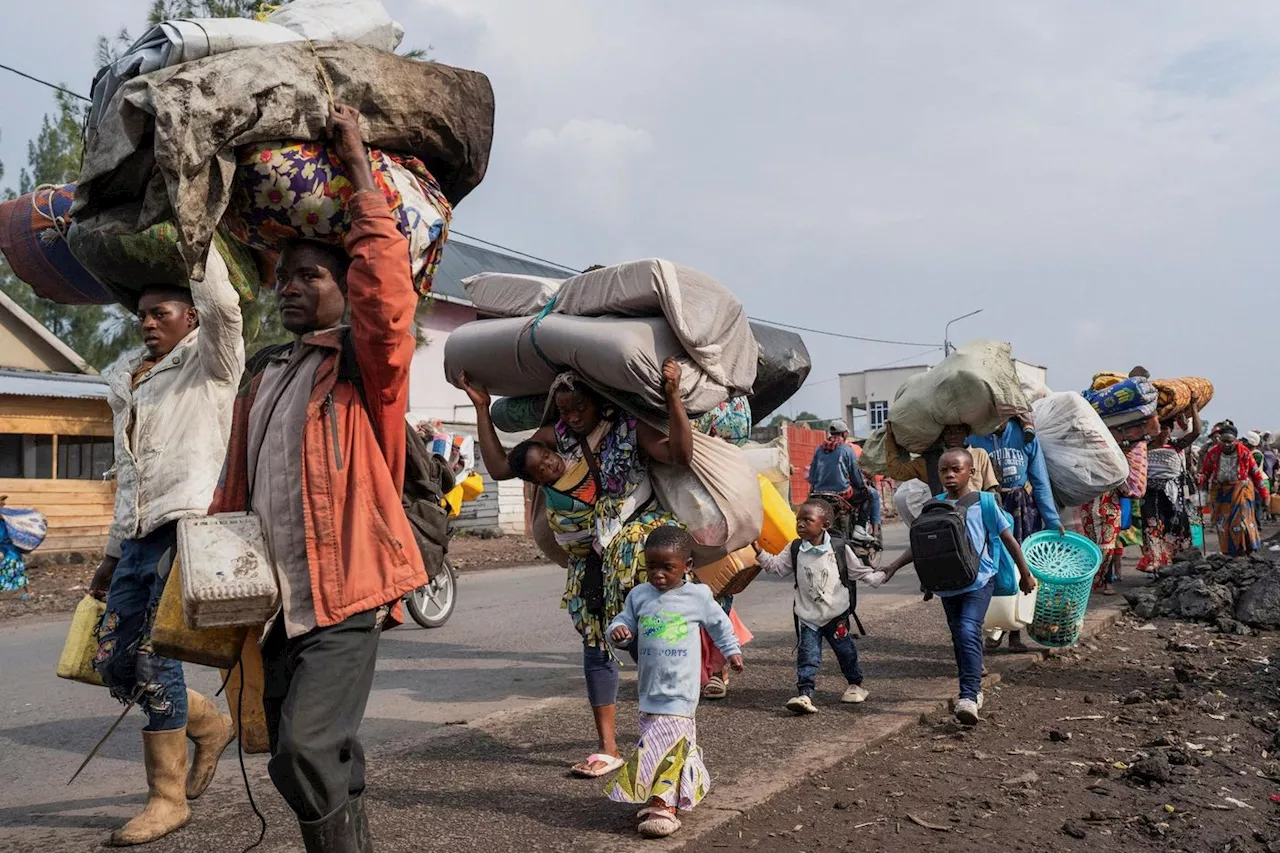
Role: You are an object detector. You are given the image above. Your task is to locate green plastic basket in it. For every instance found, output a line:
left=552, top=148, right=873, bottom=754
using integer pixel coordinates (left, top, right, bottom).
left=1022, top=531, right=1102, bottom=648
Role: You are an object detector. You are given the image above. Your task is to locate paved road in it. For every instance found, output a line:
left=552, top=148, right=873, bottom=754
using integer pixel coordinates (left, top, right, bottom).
left=0, top=526, right=915, bottom=848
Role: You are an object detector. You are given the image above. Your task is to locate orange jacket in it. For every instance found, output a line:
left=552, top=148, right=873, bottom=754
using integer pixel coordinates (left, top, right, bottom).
left=210, top=192, right=425, bottom=627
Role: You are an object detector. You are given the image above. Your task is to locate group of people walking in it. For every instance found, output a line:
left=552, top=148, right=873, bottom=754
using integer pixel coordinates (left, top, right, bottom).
left=57, top=108, right=1265, bottom=849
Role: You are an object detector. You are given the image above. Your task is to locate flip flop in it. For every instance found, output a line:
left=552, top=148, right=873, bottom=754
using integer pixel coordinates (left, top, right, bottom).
left=702, top=675, right=727, bottom=700
left=570, top=753, right=624, bottom=779
left=638, top=810, right=681, bottom=838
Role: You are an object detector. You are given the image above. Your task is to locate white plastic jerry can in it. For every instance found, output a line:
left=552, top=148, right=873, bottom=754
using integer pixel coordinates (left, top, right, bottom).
left=983, top=589, right=1038, bottom=640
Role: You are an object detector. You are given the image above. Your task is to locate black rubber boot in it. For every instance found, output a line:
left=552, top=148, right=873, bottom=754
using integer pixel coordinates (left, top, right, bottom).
left=299, top=796, right=373, bottom=853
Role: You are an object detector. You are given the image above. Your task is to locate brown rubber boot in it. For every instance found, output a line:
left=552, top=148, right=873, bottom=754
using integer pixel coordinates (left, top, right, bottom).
left=108, top=728, right=192, bottom=846
left=184, top=689, right=236, bottom=800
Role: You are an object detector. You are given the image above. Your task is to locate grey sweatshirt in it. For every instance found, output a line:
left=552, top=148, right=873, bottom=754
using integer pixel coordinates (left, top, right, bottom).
left=608, top=582, right=741, bottom=718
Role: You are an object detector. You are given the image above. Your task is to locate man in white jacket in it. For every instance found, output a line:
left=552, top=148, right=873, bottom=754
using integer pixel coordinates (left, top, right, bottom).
left=88, top=249, right=245, bottom=847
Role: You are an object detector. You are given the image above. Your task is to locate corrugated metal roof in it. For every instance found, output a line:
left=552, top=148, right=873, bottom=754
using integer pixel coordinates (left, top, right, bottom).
left=432, top=240, right=574, bottom=303
left=0, top=368, right=110, bottom=400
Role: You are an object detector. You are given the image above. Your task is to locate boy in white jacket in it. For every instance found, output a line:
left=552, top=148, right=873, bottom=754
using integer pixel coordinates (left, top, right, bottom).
left=88, top=249, right=244, bottom=846
left=755, top=498, right=887, bottom=714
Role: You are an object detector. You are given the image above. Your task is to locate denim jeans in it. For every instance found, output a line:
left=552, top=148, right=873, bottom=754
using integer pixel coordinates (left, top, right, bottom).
left=94, top=523, right=187, bottom=731
left=939, top=578, right=996, bottom=701
left=796, top=616, right=863, bottom=697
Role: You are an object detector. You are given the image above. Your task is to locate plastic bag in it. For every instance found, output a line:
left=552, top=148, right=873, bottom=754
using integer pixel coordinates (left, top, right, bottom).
left=651, top=430, right=763, bottom=557
left=1032, top=392, right=1129, bottom=508
left=892, top=480, right=933, bottom=525
left=1, top=507, right=47, bottom=553
left=267, top=0, right=405, bottom=51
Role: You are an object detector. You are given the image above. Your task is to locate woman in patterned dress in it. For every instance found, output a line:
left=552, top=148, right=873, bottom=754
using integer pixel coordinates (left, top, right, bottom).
left=1200, top=423, right=1269, bottom=556
left=462, top=360, right=694, bottom=779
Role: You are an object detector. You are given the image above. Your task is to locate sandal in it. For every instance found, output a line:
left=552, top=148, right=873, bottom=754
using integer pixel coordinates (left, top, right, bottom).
left=570, top=752, right=623, bottom=778
left=637, top=808, right=681, bottom=838
left=702, top=675, right=727, bottom=700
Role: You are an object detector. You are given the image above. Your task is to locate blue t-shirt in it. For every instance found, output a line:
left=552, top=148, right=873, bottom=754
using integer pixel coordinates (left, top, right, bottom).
left=935, top=493, right=1011, bottom=598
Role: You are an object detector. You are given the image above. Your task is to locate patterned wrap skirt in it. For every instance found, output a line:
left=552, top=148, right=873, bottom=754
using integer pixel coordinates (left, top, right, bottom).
left=608, top=713, right=710, bottom=811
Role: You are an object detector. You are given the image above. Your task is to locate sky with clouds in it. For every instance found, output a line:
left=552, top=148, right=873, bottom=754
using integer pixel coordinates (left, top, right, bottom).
left=3, top=1, right=1279, bottom=429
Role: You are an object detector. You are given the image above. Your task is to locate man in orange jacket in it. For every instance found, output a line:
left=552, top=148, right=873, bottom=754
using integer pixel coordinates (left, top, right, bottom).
left=209, top=105, right=426, bottom=852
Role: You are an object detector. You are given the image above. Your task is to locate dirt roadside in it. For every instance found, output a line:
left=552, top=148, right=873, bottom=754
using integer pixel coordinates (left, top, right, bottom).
left=699, top=615, right=1280, bottom=852
left=0, top=535, right=548, bottom=621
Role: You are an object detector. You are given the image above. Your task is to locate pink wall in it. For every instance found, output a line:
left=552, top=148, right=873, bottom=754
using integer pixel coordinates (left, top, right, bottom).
left=409, top=301, right=479, bottom=425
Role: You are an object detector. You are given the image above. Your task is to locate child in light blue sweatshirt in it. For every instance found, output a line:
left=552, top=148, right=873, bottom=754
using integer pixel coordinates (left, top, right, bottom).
left=606, top=526, right=744, bottom=839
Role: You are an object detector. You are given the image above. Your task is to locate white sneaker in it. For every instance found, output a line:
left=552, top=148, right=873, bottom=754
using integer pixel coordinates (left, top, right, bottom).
left=841, top=684, right=870, bottom=704
left=976, top=691, right=985, bottom=711
left=786, top=695, right=819, bottom=715
left=955, top=698, right=980, bottom=726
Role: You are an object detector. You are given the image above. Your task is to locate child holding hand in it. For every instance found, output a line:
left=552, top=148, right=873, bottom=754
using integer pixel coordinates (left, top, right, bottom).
left=754, top=498, right=888, bottom=715
left=607, top=526, right=744, bottom=839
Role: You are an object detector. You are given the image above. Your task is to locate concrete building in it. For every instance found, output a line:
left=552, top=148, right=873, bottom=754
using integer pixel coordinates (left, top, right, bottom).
left=839, top=358, right=1048, bottom=438
left=0, top=290, right=115, bottom=553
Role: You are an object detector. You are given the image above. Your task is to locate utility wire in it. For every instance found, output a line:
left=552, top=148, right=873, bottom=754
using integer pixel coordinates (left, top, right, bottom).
left=866, top=345, right=944, bottom=370
left=2, top=61, right=940, bottom=349
left=450, top=230, right=581, bottom=274
left=0, top=63, right=90, bottom=102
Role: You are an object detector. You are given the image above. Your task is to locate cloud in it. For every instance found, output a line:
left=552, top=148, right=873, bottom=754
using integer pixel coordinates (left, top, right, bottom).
left=521, top=119, right=654, bottom=215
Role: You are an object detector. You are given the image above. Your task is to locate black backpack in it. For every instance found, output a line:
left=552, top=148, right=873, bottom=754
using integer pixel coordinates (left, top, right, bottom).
left=788, top=537, right=867, bottom=636
left=909, top=494, right=982, bottom=593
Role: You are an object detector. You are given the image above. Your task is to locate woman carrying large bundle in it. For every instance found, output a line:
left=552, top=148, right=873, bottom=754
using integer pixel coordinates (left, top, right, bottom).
left=461, top=360, right=694, bottom=779
left=1200, top=422, right=1269, bottom=556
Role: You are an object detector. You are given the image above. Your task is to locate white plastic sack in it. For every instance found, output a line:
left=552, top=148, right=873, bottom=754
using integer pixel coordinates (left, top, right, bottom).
left=463, top=272, right=562, bottom=317
left=1032, top=392, right=1129, bottom=508
left=893, top=480, right=933, bottom=526
left=1018, top=368, right=1052, bottom=404
left=651, top=431, right=764, bottom=561
left=889, top=340, right=1030, bottom=453
left=267, top=0, right=405, bottom=51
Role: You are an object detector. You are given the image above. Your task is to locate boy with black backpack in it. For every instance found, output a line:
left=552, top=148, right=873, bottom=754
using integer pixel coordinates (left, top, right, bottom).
left=754, top=499, right=887, bottom=715
left=884, top=448, right=1037, bottom=726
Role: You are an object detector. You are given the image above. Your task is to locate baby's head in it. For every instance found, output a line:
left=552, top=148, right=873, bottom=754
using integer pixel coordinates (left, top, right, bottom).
left=507, top=440, right=565, bottom=486
left=644, top=525, right=696, bottom=592
left=795, top=498, right=834, bottom=544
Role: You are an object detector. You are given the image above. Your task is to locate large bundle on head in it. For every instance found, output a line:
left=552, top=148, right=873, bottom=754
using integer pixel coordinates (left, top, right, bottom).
left=0, top=183, right=263, bottom=308
left=73, top=39, right=494, bottom=282
left=452, top=260, right=770, bottom=562
left=1084, top=377, right=1158, bottom=427
left=447, top=260, right=761, bottom=414
left=460, top=265, right=807, bottom=424
left=881, top=340, right=1030, bottom=454
left=1032, top=391, right=1129, bottom=507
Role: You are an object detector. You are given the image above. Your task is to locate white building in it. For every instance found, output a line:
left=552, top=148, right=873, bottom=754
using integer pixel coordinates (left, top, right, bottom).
left=838, top=359, right=1048, bottom=438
